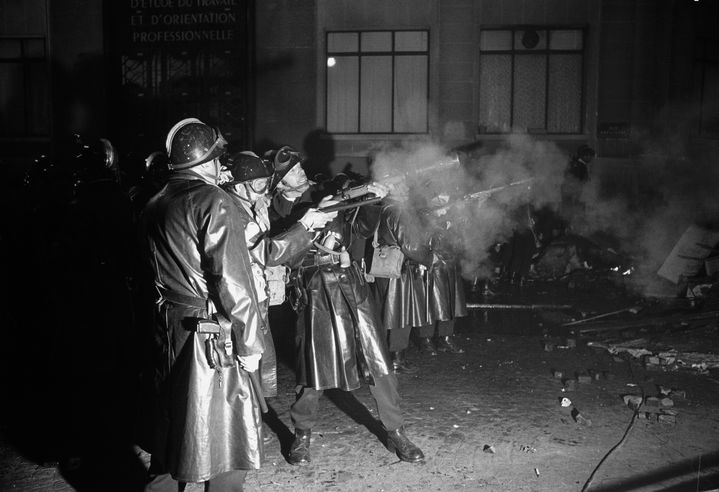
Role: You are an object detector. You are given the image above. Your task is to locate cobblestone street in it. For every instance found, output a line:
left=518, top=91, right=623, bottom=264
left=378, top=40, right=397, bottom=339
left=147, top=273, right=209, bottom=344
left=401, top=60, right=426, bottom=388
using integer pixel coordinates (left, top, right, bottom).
left=2, top=307, right=719, bottom=491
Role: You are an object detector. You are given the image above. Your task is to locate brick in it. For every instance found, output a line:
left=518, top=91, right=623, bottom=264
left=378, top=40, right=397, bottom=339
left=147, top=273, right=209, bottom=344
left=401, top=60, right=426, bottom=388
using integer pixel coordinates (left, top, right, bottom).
left=577, top=375, right=592, bottom=384
left=644, top=396, right=660, bottom=407
left=660, top=397, right=674, bottom=407
left=658, top=414, right=677, bottom=424
left=670, top=389, right=687, bottom=399
left=553, top=370, right=563, bottom=379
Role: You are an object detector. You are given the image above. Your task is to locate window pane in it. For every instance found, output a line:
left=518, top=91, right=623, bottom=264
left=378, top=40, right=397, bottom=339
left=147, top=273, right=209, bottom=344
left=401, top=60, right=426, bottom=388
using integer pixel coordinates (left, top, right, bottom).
left=395, top=31, right=428, bottom=52
left=0, top=62, right=26, bottom=135
left=0, top=39, right=22, bottom=58
left=479, top=54, right=511, bottom=132
left=328, top=32, right=358, bottom=53
left=360, top=56, right=392, bottom=132
left=547, top=54, right=581, bottom=133
left=515, top=29, right=547, bottom=51
left=327, top=56, right=359, bottom=132
left=480, top=30, right=511, bottom=51
left=23, top=38, right=46, bottom=58
left=361, top=32, right=391, bottom=52
left=513, top=54, right=546, bottom=131
left=394, top=55, right=427, bottom=132
left=550, top=30, right=583, bottom=50
left=27, top=61, right=50, bottom=135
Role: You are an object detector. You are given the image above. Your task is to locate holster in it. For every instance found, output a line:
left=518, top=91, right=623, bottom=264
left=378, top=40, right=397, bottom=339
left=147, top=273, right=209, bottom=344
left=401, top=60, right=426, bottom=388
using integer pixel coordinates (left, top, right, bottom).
left=195, top=319, right=235, bottom=369
left=288, top=268, right=308, bottom=312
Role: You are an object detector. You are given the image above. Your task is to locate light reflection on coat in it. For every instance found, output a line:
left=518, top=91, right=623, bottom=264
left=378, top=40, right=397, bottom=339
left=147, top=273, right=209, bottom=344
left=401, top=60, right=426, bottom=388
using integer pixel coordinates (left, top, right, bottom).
left=369, top=203, right=434, bottom=331
left=228, top=192, right=313, bottom=398
left=426, top=244, right=468, bottom=322
left=141, top=172, right=265, bottom=482
left=295, top=212, right=392, bottom=391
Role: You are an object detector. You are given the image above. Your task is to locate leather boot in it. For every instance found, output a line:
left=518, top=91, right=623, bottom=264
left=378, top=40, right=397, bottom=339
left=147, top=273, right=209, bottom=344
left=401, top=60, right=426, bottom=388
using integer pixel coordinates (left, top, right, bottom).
left=391, top=350, right=419, bottom=374
left=386, top=426, right=425, bottom=463
left=417, top=337, right=437, bottom=356
left=288, top=428, right=311, bottom=465
left=436, top=335, right=465, bottom=354
left=262, top=422, right=275, bottom=445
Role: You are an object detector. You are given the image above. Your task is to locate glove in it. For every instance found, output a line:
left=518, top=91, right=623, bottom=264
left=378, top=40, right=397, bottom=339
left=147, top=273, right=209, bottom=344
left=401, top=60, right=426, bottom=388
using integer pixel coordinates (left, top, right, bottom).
left=299, top=197, right=339, bottom=231
left=366, top=182, right=389, bottom=199
left=299, top=208, right=338, bottom=232
left=238, top=353, right=262, bottom=372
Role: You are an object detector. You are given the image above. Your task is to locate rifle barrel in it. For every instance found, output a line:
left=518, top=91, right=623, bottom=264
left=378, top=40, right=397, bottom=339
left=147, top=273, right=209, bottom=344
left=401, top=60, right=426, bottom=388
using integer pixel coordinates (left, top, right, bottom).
left=319, top=196, right=383, bottom=212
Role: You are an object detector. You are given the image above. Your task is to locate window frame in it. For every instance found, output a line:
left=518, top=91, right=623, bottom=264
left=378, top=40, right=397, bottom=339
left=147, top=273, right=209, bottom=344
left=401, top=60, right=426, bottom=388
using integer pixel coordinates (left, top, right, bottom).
left=695, top=36, right=719, bottom=139
left=477, top=25, right=587, bottom=136
left=0, top=35, right=51, bottom=139
left=324, top=28, right=430, bottom=135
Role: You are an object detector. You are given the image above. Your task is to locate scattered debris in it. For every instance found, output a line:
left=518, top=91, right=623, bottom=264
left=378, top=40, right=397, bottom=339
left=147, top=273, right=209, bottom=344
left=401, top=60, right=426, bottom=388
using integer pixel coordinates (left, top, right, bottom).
left=572, top=407, right=592, bottom=426
left=519, top=445, right=536, bottom=453
left=622, top=394, right=643, bottom=410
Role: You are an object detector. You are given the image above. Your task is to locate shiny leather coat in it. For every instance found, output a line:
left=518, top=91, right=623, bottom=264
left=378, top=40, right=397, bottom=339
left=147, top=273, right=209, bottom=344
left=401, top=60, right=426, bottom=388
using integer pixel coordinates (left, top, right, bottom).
left=426, top=253, right=468, bottom=322
left=141, top=172, right=265, bottom=482
left=228, top=192, right=313, bottom=398
left=296, top=212, right=392, bottom=391
left=369, top=203, right=434, bottom=330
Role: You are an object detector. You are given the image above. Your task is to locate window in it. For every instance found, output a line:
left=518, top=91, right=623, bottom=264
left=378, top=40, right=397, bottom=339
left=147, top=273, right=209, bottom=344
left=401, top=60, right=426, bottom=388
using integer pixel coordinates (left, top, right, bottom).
left=0, top=37, right=50, bottom=137
left=696, top=37, right=719, bottom=138
left=478, top=27, right=585, bottom=134
left=326, top=30, right=429, bottom=134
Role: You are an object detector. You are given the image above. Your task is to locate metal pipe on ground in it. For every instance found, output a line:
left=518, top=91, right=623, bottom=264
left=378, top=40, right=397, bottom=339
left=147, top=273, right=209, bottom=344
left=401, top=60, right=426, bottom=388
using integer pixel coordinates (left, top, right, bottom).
left=466, top=303, right=574, bottom=310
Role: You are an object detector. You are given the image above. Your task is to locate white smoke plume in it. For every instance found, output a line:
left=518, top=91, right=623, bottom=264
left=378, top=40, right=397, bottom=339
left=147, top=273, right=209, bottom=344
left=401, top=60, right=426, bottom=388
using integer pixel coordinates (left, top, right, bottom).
left=369, top=135, right=569, bottom=279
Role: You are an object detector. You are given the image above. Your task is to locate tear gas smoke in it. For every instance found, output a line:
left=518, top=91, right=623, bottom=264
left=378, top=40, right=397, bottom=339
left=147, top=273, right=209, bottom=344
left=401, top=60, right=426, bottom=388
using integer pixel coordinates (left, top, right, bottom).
left=370, top=136, right=568, bottom=278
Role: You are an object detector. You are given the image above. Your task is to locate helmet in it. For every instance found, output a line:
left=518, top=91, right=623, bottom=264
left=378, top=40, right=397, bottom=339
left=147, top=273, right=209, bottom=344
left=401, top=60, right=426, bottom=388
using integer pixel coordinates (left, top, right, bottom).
left=264, top=145, right=302, bottom=180
left=165, top=117, right=227, bottom=170
left=576, top=145, right=596, bottom=161
left=145, top=151, right=170, bottom=178
left=224, top=151, right=274, bottom=184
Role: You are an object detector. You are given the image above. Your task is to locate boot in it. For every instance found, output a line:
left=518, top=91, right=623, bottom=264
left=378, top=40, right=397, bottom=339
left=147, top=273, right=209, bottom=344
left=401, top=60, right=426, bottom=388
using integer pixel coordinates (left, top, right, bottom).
left=436, top=335, right=465, bottom=354
left=417, top=337, right=437, bottom=356
left=386, top=426, right=425, bottom=463
left=391, top=350, right=418, bottom=374
left=288, top=428, right=311, bottom=465
left=262, top=422, right=275, bottom=445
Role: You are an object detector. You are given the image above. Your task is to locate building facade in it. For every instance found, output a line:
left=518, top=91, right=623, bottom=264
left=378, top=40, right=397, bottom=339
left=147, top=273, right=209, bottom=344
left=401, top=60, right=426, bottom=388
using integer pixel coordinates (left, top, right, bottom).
left=2, top=0, right=718, bottom=190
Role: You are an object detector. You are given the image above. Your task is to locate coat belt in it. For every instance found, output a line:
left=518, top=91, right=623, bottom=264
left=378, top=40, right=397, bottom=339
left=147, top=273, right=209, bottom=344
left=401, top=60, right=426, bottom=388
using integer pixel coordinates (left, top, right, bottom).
left=157, top=286, right=208, bottom=309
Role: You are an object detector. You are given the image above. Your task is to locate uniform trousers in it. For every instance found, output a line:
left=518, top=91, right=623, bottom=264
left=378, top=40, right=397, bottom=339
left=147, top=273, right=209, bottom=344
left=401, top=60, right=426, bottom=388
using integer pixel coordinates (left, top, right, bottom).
left=290, top=373, right=404, bottom=431
left=416, top=319, right=455, bottom=338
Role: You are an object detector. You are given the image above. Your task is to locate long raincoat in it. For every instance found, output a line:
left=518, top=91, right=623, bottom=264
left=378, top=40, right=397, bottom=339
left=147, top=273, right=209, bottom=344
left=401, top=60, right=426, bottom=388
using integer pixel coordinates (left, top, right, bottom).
left=141, top=171, right=265, bottom=482
left=294, top=210, right=392, bottom=391
left=426, top=236, right=468, bottom=322
left=228, top=192, right=313, bottom=397
left=370, top=202, right=434, bottom=331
